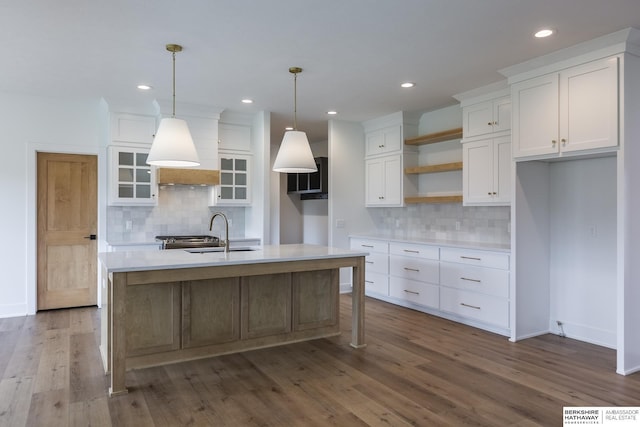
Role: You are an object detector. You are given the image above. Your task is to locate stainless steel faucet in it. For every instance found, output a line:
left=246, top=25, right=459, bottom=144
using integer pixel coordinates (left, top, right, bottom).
left=209, top=212, right=230, bottom=253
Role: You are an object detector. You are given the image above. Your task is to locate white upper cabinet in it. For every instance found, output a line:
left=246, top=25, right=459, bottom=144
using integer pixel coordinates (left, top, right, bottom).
left=462, top=96, right=511, bottom=140
left=462, top=135, right=511, bottom=206
left=512, top=56, right=619, bottom=159
left=108, top=146, right=157, bottom=206
left=365, top=125, right=402, bottom=157
left=110, top=113, right=157, bottom=144
left=210, top=153, right=251, bottom=206
left=362, top=112, right=419, bottom=207
left=365, top=154, right=403, bottom=206
left=219, top=123, right=251, bottom=152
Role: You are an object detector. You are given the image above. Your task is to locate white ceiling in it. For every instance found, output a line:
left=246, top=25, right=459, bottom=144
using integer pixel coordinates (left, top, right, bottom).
left=3, top=0, right=640, bottom=143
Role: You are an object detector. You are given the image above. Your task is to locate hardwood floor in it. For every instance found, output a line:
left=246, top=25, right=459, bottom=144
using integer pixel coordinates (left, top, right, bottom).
left=1, top=295, right=638, bottom=426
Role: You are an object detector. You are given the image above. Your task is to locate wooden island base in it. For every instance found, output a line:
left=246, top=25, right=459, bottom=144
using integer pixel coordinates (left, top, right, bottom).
left=100, top=255, right=366, bottom=397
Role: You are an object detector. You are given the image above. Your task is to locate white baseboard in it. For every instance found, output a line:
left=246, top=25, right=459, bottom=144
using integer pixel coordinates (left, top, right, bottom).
left=0, top=303, right=28, bottom=319
left=550, top=320, right=616, bottom=349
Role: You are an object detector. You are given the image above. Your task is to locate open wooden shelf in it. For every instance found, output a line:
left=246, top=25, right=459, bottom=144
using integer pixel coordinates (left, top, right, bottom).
left=404, top=127, right=463, bottom=146
left=405, top=161, right=462, bottom=175
left=404, top=195, right=463, bottom=204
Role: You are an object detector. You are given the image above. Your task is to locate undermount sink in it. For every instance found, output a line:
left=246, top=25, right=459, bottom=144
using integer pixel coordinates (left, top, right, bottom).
left=184, top=247, right=258, bottom=254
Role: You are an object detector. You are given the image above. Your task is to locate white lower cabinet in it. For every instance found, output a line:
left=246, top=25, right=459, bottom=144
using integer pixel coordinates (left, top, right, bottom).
left=350, top=236, right=510, bottom=335
left=389, top=242, right=439, bottom=309
left=439, top=247, right=510, bottom=330
left=365, top=271, right=390, bottom=296
left=350, top=238, right=389, bottom=297
left=389, top=277, right=439, bottom=310
left=440, top=287, right=509, bottom=329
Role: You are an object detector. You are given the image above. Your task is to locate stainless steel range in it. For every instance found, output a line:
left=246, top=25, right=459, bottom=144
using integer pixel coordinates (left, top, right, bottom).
left=155, top=235, right=221, bottom=250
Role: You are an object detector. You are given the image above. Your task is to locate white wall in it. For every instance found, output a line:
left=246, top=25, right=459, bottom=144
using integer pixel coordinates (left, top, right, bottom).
left=303, top=200, right=328, bottom=245
left=246, top=111, right=270, bottom=243
left=549, top=157, right=617, bottom=348
left=328, top=120, right=375, bottom=289
left=0, top=92, right=104, bottom=317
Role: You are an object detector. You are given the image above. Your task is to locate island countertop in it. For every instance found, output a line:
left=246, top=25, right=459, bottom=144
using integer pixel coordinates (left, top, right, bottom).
left=99, top=244, right=369, bottom=273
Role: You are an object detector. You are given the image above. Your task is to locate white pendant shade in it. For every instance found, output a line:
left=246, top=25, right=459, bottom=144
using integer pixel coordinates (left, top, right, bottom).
left=147, top=117, right=200, bottom=167
left=272, top=130, right=318, bottom=173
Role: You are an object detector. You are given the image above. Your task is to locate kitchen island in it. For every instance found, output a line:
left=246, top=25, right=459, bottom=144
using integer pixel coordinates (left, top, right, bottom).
left=98, top=244, right=367, bottom=397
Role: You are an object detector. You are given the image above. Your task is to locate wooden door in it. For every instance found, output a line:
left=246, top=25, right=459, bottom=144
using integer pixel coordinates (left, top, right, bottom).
left=37, top=152, right=98, bottom=310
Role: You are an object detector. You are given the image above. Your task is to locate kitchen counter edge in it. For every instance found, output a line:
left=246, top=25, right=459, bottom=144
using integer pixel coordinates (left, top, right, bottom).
left=99, top=243, right=368, bottom=273
left=349, top=234, right=510, bottom=253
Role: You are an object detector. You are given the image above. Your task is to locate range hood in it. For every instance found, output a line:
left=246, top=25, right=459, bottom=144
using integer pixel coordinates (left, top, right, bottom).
left=157, top=168, right=220, bottom=186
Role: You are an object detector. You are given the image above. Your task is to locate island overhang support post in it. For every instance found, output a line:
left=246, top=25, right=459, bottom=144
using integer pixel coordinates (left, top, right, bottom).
left=109, top=272, right=129, bottom=396
left=350, top=256, right=366, bottom=348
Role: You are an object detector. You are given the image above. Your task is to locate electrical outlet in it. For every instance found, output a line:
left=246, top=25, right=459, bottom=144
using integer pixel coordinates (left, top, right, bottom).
left=455, top=221, right=461, bottom=231
left=335, top=219, right=345, bottom=229
left=125, top=220, right=132, bottom=231
left=227, top=218, right=233, bottom=227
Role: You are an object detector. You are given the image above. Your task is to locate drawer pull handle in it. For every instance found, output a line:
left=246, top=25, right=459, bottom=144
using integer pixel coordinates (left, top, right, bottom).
left=460, top=302, right=481, bottom=310
left=403, top=249, right=419, bottom=253
left=460, top=256, right=481, bottom=261
left=365, top=280, right=374, bottom=284
left=460, top=277, right=481, bottom=283
left=404, top=267, right=419, bottom=272
left=361, top=244, right=374, bottom=248
left=404, top=290, right=420, bottom=295
left=366, top=261, right=374, bottom=264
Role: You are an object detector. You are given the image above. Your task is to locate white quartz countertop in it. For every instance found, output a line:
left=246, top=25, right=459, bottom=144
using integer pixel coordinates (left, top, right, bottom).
left=99, top=244, right=368, bottom=273
left=349, top=234, right=510, bottom=253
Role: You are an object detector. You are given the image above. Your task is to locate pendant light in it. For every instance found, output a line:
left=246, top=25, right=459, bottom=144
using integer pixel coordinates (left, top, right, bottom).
left=272, top=67, right=317, bottom=173
left=147, top=44, right=200, bottom=167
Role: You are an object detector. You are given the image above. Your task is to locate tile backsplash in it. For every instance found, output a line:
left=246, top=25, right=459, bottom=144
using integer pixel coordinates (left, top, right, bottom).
left=107, top=185, right=246, bottom=243
left=368, top=204, right=510, bottom=245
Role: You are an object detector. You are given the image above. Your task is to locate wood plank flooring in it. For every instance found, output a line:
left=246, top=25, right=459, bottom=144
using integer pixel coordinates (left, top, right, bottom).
left=1, top=295, right=639, bottom=426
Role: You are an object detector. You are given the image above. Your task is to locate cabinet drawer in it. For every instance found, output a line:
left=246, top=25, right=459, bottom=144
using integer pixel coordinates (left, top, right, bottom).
left=350, top=238, right=388, bottom=254
left=365, top=271, right=389, bottom=296
left=440, top=263, right=509, bottom=298
left=440, top=247, right=509, bottom=270
left=365, top=252, right=389, bottom=275
left=389, top=255, right=439, bottom=283
left=389, top=277, right=439, bottom=309
left=440, top=287, right=509, bottom=329
left=389, top=242, right=439, bottom=260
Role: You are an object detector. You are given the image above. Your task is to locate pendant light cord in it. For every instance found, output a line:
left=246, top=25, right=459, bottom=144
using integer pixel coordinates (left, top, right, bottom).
left=293, top=71, right=298, bottom=130
left=171, top=50, right=176, bottom=118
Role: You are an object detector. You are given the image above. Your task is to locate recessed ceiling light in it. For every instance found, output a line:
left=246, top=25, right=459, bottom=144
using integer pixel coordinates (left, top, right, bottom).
left=401, top=82, right=415, bottom=88
left=241, top=98, right=254, bottom=104
left=285, top=126, right=294, bottom=131
left=534, top=28, right=554, bottom=38
left=327, top=110, right=338, bottom=115
left=137, top=84, right=152, bottom=90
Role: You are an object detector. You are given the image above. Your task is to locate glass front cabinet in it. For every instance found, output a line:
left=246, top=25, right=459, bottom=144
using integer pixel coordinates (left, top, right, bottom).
left=210, top=154, right=251, bottom=206
left=108, top=146, right=157, bottom=206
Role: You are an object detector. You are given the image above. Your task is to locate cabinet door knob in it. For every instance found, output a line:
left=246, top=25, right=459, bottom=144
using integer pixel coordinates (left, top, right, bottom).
left=488, top=192, right=492, bottom=196
left=552, top=140, right=557, bottom=145
left=378, top=144, right=385, bottom=148
left=561, top=138, right=567, bottom=146
left=492, top=192, right=497, bottom=195
left=487, top=122, right=492, bottom=126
